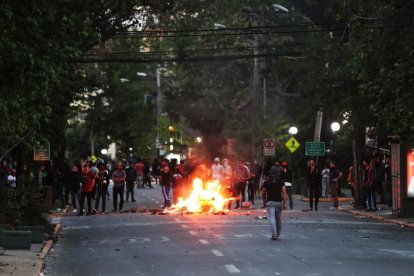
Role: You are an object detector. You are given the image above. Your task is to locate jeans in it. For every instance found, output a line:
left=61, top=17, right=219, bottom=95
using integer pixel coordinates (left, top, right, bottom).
left=95, top=185, right=108, bottom=212
left=331, top=181, right=339, bottom=208
left=309, top=184, right=320, bottom=210
left=52, top=184, right=65, bottom=209
left=322, top=177, right=330, bottom=197
left=366, top=185, right=377, bottom=209
left=79, top=191, right=92, bottom=214
left=126, top=180, right=135, bottom=201
left=234, top=181, right=246, bottom=208
left=286, top=186, right=293, bottom=209
left=113, top=185, right=125, bottom=211
left=161, top=185, right=171, bottom=208
left=266, top=201, right=283, bottom=236
left=68, top=188, right=80, bottom=209
left=248, top=181, right=256, bottom=204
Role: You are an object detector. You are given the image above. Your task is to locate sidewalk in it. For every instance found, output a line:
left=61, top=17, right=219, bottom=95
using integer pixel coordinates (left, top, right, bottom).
left=297, top=194, right=414, bottom=228
left=0, top=210, right=64, bottom=276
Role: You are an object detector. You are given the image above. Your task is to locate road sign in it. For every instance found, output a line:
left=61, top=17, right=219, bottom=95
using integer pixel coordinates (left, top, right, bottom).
left=34, top=141, right=50, bottom=161
left=305, top=142, right=326, bottom=156
left=263, top=138, right=275, bottom=156
left=285, top=137, right=300, bottom=153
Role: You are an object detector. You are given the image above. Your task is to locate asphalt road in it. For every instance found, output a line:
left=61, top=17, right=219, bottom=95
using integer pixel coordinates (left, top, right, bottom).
left=44, top=185, right=414, bottom=276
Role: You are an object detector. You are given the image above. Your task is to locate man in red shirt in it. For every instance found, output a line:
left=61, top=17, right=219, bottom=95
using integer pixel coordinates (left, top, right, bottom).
left=135, top=159, right=144, bottom=188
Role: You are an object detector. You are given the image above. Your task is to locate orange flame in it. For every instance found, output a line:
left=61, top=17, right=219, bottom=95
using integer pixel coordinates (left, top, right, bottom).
left=169, top=177, right=231, bottom=214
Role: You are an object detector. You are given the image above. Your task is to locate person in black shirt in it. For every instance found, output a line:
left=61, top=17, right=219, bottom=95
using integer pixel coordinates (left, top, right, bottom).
left=262, top=166, right=286, bottom=240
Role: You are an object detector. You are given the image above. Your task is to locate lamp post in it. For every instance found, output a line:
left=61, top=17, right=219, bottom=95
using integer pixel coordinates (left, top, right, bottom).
left=288, top=126, right=298, bottom=186
left=331, top=122, right=341, bottom=155
left=273, top=4, right=316, bottom=26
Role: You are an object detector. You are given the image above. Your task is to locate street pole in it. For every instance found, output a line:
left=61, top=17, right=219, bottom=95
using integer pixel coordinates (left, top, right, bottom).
left=252, top=13, right=259, bottom=160
left=156, top=64, right=161, bottom=157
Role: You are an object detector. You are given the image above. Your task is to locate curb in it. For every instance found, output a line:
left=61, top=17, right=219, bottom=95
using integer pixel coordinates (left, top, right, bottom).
left=34, top=223, right=62, bottom=276
left=341, top=208, right=414, bottom=229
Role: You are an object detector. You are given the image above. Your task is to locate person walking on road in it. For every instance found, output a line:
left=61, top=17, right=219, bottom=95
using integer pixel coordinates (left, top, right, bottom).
left=112, top=161, right=126, bottom=212
left=329, top=161, right=343, bottom=210
left=262, top=166, right=287, bottom=240
left=307, top=159, right=320, bottom=211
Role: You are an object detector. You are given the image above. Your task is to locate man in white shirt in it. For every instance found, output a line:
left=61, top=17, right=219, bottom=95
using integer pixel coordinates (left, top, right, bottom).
left=211, top=157, right=223, bottom=181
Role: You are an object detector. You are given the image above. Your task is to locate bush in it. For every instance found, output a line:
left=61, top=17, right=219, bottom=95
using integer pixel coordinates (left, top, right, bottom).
left=0, top=183, right=51, bottom=233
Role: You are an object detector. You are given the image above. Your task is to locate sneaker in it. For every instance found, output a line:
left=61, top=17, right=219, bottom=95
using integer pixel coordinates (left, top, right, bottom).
left=92, top=209, right=97, bottom=214
left=271, top=234, right=278, bottom=240
left=72, top=209, right=78, bottom=213
left=132, top=199, right=136, bottom=202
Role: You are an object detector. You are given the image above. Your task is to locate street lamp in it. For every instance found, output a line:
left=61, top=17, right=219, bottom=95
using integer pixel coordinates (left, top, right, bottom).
left=288, top=126, right=298, bottom=135
left=273, top=3, right=315, bottom=25
left=330, top=122, right=340, bottom=155
left=288, top=126, right=298, bottom=186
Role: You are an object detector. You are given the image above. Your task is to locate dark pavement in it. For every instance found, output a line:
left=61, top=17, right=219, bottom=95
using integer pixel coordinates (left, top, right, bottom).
left=41, top=185, right=414, bottom=276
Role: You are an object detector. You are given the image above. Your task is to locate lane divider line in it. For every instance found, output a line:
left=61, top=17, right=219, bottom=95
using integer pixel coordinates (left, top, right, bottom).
left=199, top=239, right=209, bottom=245
left=225, top=264, right=240, bottom=273
left=212, top=250, right=224, bottom=257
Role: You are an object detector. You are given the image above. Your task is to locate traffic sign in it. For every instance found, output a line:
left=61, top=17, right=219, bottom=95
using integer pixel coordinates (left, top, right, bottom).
left=285, top=137, right=300, bottom=153
left=305, top=142, right=325, bottom=156
left=263, top=138, right=275, bottom=156
left=34, top=141, right=50, bottom=161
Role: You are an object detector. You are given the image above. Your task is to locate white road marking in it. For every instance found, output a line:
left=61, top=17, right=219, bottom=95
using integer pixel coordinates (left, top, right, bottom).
left=156, top=201, right=160, bottom=204
left=161, top=236, right=170, bottom=242
left=181, top=225, right=188, bottom=228
left=225, top=264, right=240, bottom=273
left=189, top=231, right=197, bottom=236
left=51, top=217, right=61, bottom=224
left=199, top=239, right=209, bottom=245
left=212, top=249, right=224, bottom=256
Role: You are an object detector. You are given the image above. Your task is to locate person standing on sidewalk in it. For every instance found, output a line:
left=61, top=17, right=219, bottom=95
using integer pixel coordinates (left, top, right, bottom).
left=280, top=161, right=293, bottom=209
left=112, top=161, right=126, bottom=212
left=262, top=166, right=287, bottom=240
left=125, top=161, right=137, bottom=202
left=329, top=161, right=343, bottom=210
left=321, top=163, right=330, bottom=198
left=363, top=159, right=377, bottom=211
left=307, top=159, right=321, bottom=211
